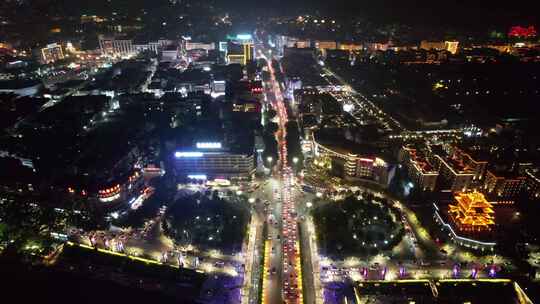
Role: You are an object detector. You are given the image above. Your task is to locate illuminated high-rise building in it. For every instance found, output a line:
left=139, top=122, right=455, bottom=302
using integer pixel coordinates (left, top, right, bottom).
left=483, top=170, right=525, bottom=200
left=98, top=35, right=134, bottom=56
left=98, top=35, right=171, bottom=57
left=445, top=41, right=459, bottom=54
left=399, top=146, right=439, bottom=191
left=40, top=43, right=64, bottom=64
left=226, top=42, right=253, bottom=65
left=430, top=145, right=487, bottom=192
left=226, top=34, right=254, bottom=65
left=174, top=142, right=255, bottom=180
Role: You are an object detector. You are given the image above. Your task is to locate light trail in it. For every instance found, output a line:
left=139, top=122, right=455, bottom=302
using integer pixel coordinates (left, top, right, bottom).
left=264, top=52, right=302, bottom=304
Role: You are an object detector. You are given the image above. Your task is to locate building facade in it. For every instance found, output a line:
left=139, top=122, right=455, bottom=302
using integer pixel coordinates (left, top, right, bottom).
left=96, top=170, right=145, bottom=204
left=483, top=170, right=526, bottom=200
left=448, top=146, right=488, bottom=181
left=315, top=40, right=337, bottom=50
left=99, top=36, right=134, bottom=56
left=185, top=42, right=216, bottom=51
left=174, top=143, right=255, bottom=180
left=429, top=145, right=487, bottom=192
left=313, top=137, right=394, bottom=186
left=226, top=41, right=254, bottom=66
left=432, top=154, right=475, bottom=192
left=419, top=40, right=459, bottom=54
left=98, top=35, right=171, bottom=57
left=40, top=43, right=64, bottom=64
left=399, top=146, right=439, bottom=191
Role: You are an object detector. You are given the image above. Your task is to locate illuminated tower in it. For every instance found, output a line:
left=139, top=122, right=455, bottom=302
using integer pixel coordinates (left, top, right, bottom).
left=449, top=192, right=495, bottom=232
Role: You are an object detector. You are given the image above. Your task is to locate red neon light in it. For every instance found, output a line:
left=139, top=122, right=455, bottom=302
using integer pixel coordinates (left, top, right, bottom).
left=144, top=167, right=161, bottom=172
left=509, top=26, right=537, bottom=38
left=251, top=87, right=263, bottom=94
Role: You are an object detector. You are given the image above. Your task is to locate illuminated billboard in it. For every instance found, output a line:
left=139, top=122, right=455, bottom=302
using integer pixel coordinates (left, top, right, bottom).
left=196, top=142, right=222, bottom=149
left=188, top=174, right=207, bottom=180
left=227, top=34, right=253, bottom=42
left=236, top=34, right=252, bottom=40
left=175, top=152, right=204, bottom=158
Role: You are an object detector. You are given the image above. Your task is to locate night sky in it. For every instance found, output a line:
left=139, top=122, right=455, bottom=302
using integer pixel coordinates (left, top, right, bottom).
left=220, top=0, right=539, bottom=27
left=5, top=0, right=539, bottom=29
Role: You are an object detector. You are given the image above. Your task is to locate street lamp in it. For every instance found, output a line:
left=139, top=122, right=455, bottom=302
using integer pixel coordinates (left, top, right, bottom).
left=248, top=197, right=256, bottom=204
left=265, top=156, right=274, bottom=176
left=293, top=157, right=299, bottom=165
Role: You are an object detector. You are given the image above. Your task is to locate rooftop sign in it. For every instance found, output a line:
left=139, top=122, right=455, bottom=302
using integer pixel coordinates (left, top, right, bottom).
left=196, top=142, right=222, bottom=149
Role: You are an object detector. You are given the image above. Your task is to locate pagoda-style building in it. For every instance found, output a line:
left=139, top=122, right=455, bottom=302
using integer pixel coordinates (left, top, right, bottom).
left=448, top=192, right=495, bottom=232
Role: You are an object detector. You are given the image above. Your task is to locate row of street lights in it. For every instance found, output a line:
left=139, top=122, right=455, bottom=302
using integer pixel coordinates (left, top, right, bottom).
left=265, top=156, right=300, bottom=167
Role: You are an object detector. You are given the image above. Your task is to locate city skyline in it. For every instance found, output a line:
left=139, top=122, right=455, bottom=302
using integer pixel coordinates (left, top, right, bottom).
left=1, top=1, right=540, bottom=304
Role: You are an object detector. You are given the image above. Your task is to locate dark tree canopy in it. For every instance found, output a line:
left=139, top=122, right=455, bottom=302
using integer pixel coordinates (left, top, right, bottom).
left=163, top=193, right=250, bottom=254
left=312, top=195, right=404, bottom=257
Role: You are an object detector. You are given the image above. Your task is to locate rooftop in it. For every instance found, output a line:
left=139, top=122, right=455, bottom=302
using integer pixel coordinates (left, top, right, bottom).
left=281, top=51, right=327, bottom=87
left=430, top=145, right=476, bottom=174
left=314, top=128, right=380, bottom=157
left=403, top=145, right=437, bottom=173
left=352, top=279, right=527, bottom=303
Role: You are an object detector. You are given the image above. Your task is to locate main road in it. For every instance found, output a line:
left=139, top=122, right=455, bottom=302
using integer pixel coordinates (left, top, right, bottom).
left=258, top=44, right=304, bottom=304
